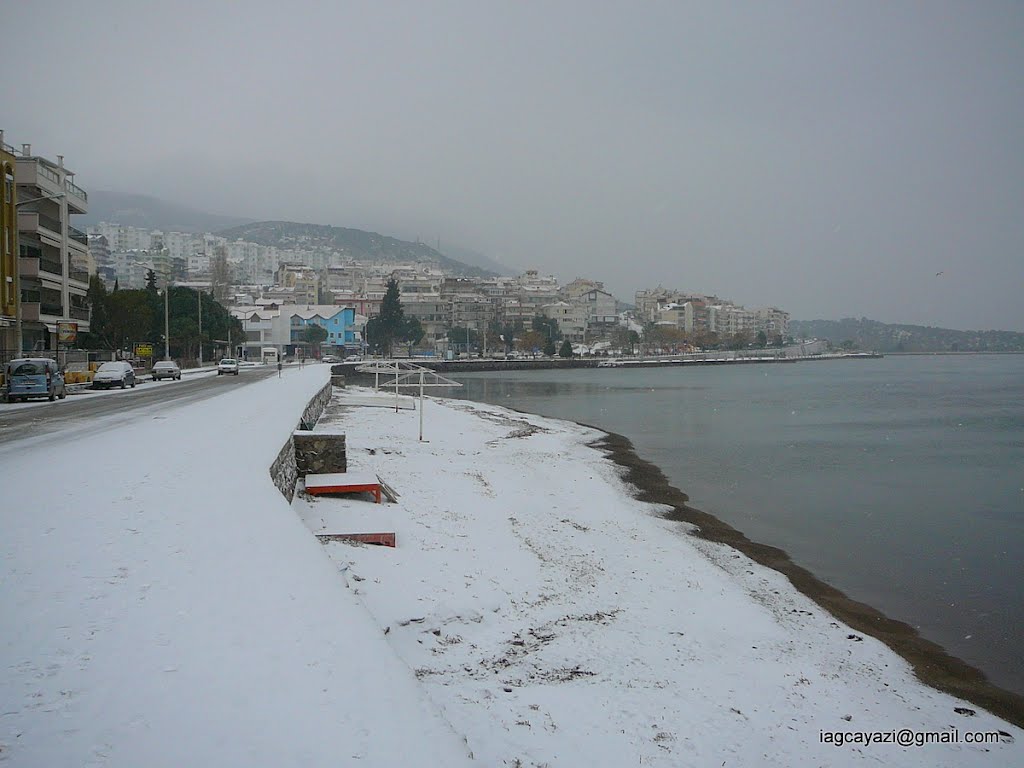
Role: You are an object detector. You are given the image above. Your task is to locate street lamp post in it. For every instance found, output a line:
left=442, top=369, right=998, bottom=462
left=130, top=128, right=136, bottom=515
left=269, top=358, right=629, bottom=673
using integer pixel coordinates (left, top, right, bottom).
left=164, top=279, right=170, bottom=361
left=14, top=191, right=66, bottom=353
left=197, top=288, right=202, bottom=367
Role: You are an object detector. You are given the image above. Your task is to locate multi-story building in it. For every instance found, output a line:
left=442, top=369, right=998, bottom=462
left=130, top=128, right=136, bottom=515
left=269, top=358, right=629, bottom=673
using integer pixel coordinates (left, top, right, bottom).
left=274, top=263, right=320, bottom=304
left=708, top=304, right=756, bottom=336
left=1, top=136, right=17, bottom=353
left=574, top=287, right=618, bottom=337
left=402, top=293, right=449, bottom=345
left=754, top=307, right=790, bottom=338
left=15, top=144, right=90, bottom=351
left=541, top=301, right=587, bottom=341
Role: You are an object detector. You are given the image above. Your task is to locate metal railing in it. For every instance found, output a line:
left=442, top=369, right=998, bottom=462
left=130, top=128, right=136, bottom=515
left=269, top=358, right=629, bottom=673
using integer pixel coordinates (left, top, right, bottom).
left=37, top=163, right=60, bottom=185
left=64, top=178, right=87, bottom=202
left=40, top=258, right=63, bottom=276
left=69, top=226, right=88, bottom=246
left=68, top=306, right=90, bottom=321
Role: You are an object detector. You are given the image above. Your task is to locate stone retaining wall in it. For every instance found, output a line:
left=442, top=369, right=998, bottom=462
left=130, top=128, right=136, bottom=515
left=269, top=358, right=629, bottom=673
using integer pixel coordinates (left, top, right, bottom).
left=269, top=380, right=335, bottom=502
left=294, top=431, right=347, bottom=476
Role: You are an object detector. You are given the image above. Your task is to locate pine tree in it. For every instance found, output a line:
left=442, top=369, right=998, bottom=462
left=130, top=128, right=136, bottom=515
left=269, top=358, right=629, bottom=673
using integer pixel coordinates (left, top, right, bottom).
left=365, top=278, right=406, bottom=357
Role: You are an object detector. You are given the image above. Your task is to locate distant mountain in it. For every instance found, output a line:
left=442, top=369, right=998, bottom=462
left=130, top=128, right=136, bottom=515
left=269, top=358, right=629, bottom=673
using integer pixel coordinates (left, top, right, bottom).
left=790, top=318, right=1024, bottom=353
left=218, top=221, right=496, bottom=277
left=80, top=191, right=255, bottom=233
left=437, top=243, right=515, bottom=276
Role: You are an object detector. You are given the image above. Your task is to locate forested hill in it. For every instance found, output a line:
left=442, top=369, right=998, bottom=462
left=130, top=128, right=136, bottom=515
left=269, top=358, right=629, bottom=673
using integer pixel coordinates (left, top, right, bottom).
left=790, top=318, right=1024, bottom=352
left=218, top=221, right=496, bottom=277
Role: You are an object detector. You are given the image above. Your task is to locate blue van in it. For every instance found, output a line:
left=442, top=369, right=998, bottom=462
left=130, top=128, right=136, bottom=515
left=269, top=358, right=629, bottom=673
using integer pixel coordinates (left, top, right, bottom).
left=2, top=358, right=67, bottom=403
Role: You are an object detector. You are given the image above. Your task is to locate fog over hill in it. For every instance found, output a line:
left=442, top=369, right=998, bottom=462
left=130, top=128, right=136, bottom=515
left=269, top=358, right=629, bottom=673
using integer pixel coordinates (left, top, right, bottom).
left=218, top=221, right=495, bottom=278
left=80, top=190, right=255, bottom=233
left=791, top=318, right=1024, bottom=353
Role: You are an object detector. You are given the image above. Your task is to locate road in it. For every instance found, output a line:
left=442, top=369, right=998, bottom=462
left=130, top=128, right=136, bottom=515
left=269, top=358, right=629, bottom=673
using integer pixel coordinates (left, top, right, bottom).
left=0, top=364, right=280, bottom=447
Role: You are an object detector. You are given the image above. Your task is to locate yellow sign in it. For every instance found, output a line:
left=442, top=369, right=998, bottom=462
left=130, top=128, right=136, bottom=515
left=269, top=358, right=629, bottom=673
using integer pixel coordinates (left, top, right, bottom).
left=135, top=343, right=154, bottom=357
left=57, top=322, right=78, bottom=344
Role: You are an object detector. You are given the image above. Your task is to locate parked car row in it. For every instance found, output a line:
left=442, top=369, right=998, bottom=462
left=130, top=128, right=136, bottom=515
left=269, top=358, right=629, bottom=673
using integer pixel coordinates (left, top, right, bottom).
left=2, top=356, right=248, bottom=404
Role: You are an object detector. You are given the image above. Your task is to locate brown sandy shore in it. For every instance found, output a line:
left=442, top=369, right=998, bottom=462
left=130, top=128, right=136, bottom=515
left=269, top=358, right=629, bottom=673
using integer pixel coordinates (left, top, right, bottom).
left=589, top=427, right=1024, bottom=730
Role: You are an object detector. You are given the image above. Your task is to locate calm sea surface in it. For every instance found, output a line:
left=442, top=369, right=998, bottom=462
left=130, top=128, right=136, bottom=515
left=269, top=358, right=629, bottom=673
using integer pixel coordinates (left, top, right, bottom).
left=448, top=355, right=1024, bottom=695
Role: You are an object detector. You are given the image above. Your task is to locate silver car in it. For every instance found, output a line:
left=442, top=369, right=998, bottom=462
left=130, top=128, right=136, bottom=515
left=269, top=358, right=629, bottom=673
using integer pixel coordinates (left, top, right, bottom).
left=152, top=360, right=182, bottom=381
left=92, top=361, right=136, bottom=389
left=217, top=358, right=240, bottom=376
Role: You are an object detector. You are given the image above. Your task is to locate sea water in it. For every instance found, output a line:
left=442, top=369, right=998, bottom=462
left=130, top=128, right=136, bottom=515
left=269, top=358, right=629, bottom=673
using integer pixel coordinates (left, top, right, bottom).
left=449, top=355, right=1024, bottom=695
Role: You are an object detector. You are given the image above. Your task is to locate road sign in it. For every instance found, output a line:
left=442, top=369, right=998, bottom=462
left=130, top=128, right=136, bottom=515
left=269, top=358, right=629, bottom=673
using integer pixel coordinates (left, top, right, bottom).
left=134, top=343, right=154, bottom=357
left=57, top=322, right=78, bottom=344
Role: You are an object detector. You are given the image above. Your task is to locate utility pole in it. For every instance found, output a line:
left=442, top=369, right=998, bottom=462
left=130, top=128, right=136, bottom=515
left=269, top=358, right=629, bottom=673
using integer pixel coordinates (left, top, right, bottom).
left=164, top=279, right=170, bottom=360
left=197, top=288, right=203, bottom=366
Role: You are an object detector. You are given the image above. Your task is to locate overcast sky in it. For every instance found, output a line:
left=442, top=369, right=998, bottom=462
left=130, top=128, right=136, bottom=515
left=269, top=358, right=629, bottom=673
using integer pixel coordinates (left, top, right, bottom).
left=5, top=1, right=1023, bottom=330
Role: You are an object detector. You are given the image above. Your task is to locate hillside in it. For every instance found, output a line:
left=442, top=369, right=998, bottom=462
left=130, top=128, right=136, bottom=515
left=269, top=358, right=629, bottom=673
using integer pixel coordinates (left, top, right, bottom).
left=79, top=190, right=255, bottom=233
left=790, top=318, right=1024, bottom=353
left=218, top=221, right=496, bottom=277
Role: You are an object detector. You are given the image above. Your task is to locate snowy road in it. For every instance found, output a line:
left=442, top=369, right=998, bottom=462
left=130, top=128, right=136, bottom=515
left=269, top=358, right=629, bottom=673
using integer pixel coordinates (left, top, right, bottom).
left=0, top=364, right=277, bottom=447
left=0, top=367, right=475, bottom=767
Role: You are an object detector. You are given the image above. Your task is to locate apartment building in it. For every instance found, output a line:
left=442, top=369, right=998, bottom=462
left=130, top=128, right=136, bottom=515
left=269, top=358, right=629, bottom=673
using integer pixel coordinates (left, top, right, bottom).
left=754, top=307, right=790, bottom=338
left=1, top=138, right=17, bottom=352
left=14, top=143, right=90, bottom=351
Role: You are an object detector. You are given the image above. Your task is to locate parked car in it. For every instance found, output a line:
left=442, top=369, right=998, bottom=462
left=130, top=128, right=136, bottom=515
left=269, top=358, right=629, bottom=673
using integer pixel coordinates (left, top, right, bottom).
left=321, top=354, right=339, bottom=363
left=92, top=361, right=136, bottom=390
left=151, top=360, right=182, bottom=381
left=217, top=358, right=240, bottom=376
left=2, top=358, right=67, bottom=402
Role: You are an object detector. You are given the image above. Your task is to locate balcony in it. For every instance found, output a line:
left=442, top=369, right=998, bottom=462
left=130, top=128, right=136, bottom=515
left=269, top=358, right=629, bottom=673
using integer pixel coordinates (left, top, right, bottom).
left=69, top=306, right=90, bottom=322
left=17, top=210, right=64, bottom=241
left=69, top=226, right=88, bottom=247
left=64, top=178, right=88, bottom=205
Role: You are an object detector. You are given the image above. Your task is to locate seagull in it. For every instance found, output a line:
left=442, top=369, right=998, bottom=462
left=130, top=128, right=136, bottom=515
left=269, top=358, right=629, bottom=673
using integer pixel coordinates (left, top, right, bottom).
left=935, top=271, right=944, bottom=276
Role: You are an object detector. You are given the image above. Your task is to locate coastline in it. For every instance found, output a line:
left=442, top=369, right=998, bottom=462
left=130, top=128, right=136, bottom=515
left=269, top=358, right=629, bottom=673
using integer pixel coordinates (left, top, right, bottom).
left=589, top=426, right=1024, bottom=729
left=308, top=386, right=1019, bottom=764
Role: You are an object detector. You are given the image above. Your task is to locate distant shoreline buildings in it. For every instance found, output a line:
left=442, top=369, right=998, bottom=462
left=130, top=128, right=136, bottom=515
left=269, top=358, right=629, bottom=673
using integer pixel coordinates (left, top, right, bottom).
left=0, top=133, right=788, bottom=358
left=87, top=219, right=790, bottom=359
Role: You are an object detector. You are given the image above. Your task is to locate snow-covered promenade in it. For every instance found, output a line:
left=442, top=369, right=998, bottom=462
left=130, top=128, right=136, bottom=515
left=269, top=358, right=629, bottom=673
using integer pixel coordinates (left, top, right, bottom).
left=309, top=386, right=1020, bottom=767
left=0, top=367, right=474, bottom=767
left=1, top=367, right=1019, bottom=767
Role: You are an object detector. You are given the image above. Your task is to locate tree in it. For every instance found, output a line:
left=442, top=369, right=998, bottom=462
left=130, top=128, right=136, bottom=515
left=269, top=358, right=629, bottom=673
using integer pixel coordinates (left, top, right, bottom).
left=559, top=340, right=573, bottom=358
left=531, top=315, right=561, bottom=341
left=145, top=269, right=158, bottom=293
left=364, top=278, right=417, bottom=357
left=543, top=338, right=557, bottom=357
left=301, top=323, right=328, bottom=358
left=447, top=326, right=479, bottom=348
left=756, top=330, right=768, bottom=348
left=516, top=330, right=546, bottom=354
left=81, top=275, right=111, bottom=349
left=210, top=245, right=231, bottom=303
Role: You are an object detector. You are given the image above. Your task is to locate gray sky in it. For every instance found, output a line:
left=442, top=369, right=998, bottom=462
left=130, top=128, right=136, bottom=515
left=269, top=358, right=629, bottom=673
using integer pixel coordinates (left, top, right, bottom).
left=5, top=1, right=1023, bottom=330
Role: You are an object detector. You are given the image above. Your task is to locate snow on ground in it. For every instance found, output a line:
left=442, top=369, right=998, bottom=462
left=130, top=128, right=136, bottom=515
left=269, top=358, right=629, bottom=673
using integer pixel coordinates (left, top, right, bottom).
left=0, top=367, right=474, bottom=767
left=297, top=386, right=1021, bottom=767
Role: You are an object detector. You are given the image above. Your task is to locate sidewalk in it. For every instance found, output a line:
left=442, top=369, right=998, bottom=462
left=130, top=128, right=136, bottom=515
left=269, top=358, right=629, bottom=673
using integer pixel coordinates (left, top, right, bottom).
left=0, top=367, right=474, bottom=767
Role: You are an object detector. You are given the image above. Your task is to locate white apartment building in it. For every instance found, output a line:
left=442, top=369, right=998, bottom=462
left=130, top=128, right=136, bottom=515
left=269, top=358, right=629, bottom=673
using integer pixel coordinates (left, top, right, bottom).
left=708, top=304, right=756, bottom=336
left=15, top=144, right=91, bottom=350
left=754, top=307, right=790, bottom=337
left=542, top=301, right=587, bottom=341
left=89, top=222, right=153, bottom=252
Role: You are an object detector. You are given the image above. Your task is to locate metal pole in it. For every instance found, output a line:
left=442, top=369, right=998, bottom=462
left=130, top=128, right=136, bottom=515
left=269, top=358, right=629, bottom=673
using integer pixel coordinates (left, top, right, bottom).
left=419, top=369, right=424, bottom=441
left=197, top=288, right=202, bottom=366
left=164, top=281, right=170, bottom=360
left=394, top=368, right=400, bottom=412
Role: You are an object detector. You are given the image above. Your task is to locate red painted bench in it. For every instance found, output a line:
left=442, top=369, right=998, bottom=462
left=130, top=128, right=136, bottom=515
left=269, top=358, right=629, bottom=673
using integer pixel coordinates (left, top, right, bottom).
left=304, top=473, right=381, bottom=504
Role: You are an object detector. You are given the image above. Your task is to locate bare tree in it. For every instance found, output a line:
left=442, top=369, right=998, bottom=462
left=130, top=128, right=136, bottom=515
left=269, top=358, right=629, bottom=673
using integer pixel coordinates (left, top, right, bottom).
left=210, top=245, right=231, bottom=303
